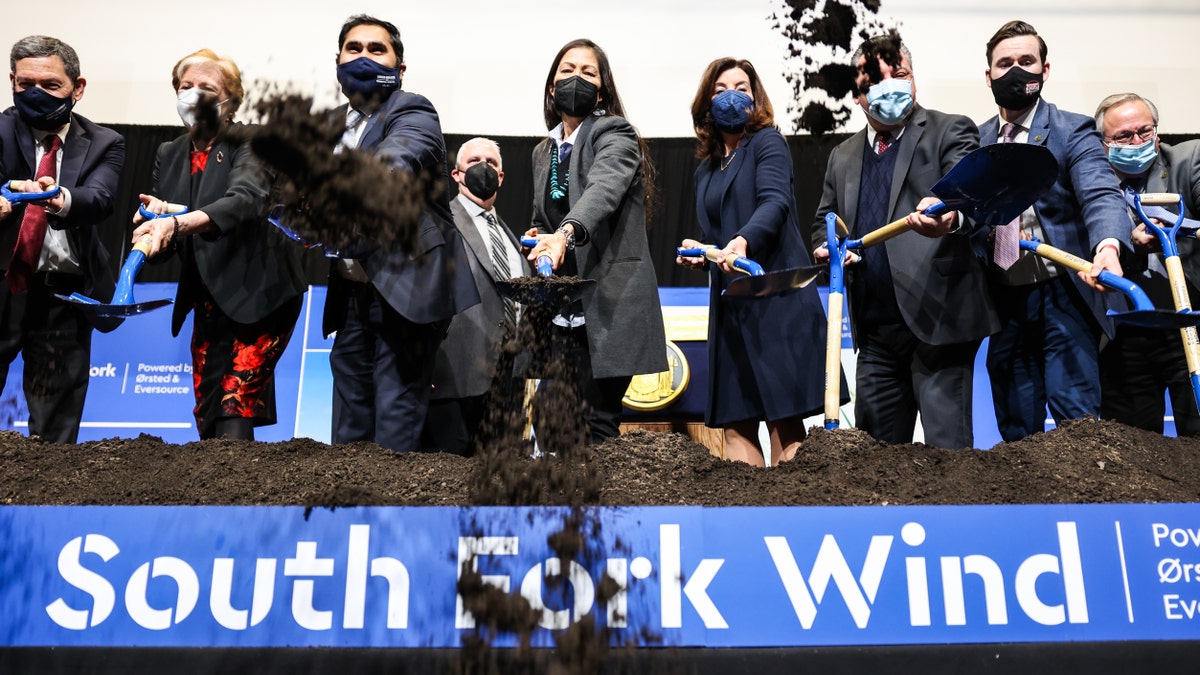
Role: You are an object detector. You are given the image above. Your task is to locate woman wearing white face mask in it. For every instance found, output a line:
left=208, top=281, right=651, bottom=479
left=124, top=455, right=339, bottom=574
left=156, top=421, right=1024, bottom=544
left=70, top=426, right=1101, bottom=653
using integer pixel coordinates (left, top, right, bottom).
left=131, top=49, right=306, bottom=441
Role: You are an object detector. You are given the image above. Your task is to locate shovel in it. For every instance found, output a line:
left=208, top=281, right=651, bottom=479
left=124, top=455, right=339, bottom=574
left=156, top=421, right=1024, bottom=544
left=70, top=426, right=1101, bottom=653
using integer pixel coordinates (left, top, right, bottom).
left=267, top=204, right=342, bottom=257
left=55, top=204, right=180, bottom=318
left=726, top=143, right=1062, bottom=300
left=496, top=236, right=595, bottom=309
left=1016, top=237, right=1200, bottom=329
left=2, top=180, right=61, bottom=204
left=1129, top=192, right=1200, bottom=412
left=672, top=244, right=820, bottom=297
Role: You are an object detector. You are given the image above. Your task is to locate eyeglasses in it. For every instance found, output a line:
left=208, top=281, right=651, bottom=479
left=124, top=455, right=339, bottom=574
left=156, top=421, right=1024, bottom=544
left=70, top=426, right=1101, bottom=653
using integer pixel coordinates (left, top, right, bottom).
left=1105, top=125, right=1157, bottom=146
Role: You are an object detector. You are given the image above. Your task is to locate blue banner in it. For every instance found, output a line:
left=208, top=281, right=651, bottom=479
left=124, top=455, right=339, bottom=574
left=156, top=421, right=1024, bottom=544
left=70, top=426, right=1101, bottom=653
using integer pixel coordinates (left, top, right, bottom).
left=3, top=504, right=1200, bottom=648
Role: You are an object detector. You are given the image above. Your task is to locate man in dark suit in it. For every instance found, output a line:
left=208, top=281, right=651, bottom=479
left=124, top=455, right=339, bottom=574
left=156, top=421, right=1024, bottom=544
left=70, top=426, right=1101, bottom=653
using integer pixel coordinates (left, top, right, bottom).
left=1094, top=93, right=1200, bottom=435
left=422, top=137, right=529, bottom=455
left=322, top=15, right=479, bottom=452
left=978, top=20, right=1132, bottom=442
left=813, top=34, right=997, bottom=450
left=0, top=35, right=124, bottom=443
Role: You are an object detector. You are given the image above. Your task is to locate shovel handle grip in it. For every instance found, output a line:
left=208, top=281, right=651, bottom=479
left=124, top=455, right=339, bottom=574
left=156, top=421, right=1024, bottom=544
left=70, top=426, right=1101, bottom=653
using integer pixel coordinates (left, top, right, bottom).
left=138, top=203, right=189, bottom=220
left=2, top=180, right=62, bottom=204
left=676, top=246, right=764, bottom=277
left=1139, top=193, right=1183, bottom=207
left=519, top=237, right=555, bottom=276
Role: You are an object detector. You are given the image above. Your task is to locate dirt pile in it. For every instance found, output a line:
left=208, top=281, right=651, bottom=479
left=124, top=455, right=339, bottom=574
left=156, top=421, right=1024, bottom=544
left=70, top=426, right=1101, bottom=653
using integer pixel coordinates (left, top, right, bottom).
left=3, top=418, right=1198, bottom=507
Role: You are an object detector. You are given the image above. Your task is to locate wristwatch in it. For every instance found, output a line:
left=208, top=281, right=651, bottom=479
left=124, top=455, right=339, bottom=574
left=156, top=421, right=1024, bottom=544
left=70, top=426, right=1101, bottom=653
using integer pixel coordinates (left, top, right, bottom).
left=556, top=224, right=576, bottom=251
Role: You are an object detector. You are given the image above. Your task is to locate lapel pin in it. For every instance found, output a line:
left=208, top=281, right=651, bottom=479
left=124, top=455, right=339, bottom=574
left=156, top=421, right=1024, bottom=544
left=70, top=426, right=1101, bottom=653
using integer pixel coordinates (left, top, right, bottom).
left=215, top=151, right=224, bottom=164
left=1034, top=134, right=1044, bottom=142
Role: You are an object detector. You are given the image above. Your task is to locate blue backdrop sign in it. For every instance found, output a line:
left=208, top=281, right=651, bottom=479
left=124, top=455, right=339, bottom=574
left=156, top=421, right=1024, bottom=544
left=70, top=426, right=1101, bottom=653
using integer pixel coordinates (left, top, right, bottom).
left=2, top=504, right=1199, bottom=648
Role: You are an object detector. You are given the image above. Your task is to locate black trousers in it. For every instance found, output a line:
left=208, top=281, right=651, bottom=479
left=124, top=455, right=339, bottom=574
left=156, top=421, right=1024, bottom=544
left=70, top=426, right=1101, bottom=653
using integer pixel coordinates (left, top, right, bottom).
left=1100, top=324, right=1200, bottom=436
left=544, top=324, right=631, bottom=445
left=0, top=273, right=91, bottom=443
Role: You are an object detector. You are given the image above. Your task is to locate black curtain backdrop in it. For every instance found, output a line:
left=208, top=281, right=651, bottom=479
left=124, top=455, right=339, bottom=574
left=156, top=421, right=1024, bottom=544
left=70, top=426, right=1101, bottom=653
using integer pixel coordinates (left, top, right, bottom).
left=101, top=124, right=1198, bottom=290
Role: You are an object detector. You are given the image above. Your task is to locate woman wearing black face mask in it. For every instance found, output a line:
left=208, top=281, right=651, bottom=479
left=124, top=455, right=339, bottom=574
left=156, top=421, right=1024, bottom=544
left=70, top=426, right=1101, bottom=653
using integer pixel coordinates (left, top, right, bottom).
left=131, top=49, right=306, bottom=441
left=676, top=57, right=836, bottom=467
left=525, top=38, right=666, bottom=445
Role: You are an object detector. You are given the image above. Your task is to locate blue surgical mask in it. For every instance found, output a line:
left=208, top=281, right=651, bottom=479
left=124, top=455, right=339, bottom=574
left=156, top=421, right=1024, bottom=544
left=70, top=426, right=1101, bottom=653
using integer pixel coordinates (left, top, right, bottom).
left=1107, top=137, right=1158, bottom=176
left=865, top=78, right=913, bottom=126
left=336, top=57, right=401, bottom=105
left=711, top=89, right=754, bottom=133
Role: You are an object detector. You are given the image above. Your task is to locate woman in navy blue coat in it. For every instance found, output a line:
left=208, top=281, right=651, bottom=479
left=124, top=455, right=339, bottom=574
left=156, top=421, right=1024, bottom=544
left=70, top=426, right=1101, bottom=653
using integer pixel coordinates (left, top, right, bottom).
left=677, top=57, right=838, bottom=466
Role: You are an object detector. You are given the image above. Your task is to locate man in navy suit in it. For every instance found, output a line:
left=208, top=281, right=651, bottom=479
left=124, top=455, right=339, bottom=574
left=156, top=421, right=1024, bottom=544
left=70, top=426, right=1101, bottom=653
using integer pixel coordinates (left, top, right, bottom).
left=978, top=20, right=1132, bottom=442
left=0, top=35, right=124, bottom=443
left=322, top=15, right=479, bottom=452
left=814, top=34, right=996, bottom=450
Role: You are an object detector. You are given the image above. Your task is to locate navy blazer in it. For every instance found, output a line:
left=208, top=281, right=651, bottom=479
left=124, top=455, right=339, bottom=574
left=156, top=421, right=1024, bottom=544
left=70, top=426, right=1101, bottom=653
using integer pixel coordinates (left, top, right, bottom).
left=151, top=124, right=306, bottom=336
left=0, top=108, right=124, bottom=332
left=978, top=101, right=1132, bottom=337
left=322, top=91, right=479, bottom=335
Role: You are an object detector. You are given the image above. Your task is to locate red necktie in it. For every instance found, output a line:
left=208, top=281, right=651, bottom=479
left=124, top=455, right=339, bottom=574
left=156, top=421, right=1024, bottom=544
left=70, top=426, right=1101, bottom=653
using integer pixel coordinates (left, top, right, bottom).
left=7, top=135, right=62, bottom=293
left=993, top=123, right=1022, bottom=269
left=875, top=131, right=891, bottom=154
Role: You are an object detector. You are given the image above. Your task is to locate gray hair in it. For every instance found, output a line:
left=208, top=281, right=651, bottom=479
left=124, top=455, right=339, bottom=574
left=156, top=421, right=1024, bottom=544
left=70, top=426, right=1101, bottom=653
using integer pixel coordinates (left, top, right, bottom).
left=455, top=137, right=503, bottom=170
left=10, top=35, right=80, bottom=83
left=1094, top=93, right=1160, bottom=131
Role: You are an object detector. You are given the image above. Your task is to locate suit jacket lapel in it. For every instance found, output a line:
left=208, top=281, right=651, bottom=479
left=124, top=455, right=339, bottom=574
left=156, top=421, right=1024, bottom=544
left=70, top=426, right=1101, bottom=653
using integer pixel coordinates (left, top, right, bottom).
left=844, top=130, right=867, bottom=228
left=57, top=121, right=89, bottom=188
left=452, top=199, right=493, bottom=276
left=567, top=115, right=596, bottom=208
left=889, top=108, right=926, bottom=219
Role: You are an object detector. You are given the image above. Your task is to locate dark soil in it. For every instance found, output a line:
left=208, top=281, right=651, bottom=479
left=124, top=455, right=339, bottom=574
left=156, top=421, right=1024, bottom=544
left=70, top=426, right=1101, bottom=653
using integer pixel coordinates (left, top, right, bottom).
left=3, top=418, right=1199, bottom=507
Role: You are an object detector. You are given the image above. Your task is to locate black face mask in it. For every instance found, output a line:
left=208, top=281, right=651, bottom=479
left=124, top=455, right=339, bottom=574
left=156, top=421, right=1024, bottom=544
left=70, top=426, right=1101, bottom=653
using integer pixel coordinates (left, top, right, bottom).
left=990, top=66, right=1043, bottom=110
left=13, top=86, right=76, bottom=131
left=462, top=162, right=499, bottom=201
left=553, top=75, right=599, bottom=117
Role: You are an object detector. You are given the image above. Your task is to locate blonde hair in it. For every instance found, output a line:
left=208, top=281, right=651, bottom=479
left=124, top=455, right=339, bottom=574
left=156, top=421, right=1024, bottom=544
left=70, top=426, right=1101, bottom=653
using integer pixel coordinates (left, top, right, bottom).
left=171, top=48, right=244, bottom=118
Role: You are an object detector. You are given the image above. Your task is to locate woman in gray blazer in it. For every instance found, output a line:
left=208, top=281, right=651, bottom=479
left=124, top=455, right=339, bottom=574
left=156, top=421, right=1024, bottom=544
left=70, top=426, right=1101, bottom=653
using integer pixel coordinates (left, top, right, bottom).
left=525, top=39, right=667, bottom=444
left=132, top=49, right=306, bottom=441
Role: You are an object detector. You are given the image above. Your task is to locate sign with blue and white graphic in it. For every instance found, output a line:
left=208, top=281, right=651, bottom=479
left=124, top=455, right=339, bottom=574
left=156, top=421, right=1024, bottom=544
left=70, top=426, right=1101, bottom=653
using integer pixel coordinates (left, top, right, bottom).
left=3, top=504, right=1200, bottom=648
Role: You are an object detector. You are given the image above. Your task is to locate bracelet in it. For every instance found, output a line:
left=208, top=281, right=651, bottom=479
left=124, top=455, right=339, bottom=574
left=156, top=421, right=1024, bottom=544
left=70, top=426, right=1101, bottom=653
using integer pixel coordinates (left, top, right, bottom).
left=170, top=216, right=181, bottom=247
left=1099, top=242, right=1119, bottom=256
left=556, top=224, right=575, bottom=251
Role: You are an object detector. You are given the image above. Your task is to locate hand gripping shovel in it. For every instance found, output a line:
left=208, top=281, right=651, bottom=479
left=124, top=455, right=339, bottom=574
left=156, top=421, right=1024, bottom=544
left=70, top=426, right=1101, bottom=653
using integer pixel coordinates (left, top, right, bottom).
left=1129, top=192, right=1200, bottom=412
left=725, top=143, right=1063, bottom=301
left=673, top=244, right=814, bottom=297
left=497, top=236, right=596, bottom=309
left=1016, top=237, right=1200, bottom=329
left=2, top=180, right=61, bottom=204
left=55, top=204, right=180, bottom=318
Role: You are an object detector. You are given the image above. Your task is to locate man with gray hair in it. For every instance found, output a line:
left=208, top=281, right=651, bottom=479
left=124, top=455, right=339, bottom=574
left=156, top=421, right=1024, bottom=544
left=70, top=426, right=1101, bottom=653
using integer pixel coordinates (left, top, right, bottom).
left=1094, top=92, right=1200, bottom=435
left=812, top=32, right=995, bottom=449
left=421, top=137, right=529, bottom=455
left=0, top=35, right=124, bottom=443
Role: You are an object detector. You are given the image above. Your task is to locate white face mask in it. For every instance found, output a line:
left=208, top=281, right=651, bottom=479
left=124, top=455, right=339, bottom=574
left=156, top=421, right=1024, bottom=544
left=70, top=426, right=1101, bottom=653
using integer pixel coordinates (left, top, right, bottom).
left=176, top=87, right=226, bottom=129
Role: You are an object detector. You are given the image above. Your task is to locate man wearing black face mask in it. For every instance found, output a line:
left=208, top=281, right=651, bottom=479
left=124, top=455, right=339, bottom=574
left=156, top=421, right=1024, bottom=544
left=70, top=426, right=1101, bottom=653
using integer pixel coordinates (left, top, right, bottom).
left=322, top=15, right=479, bottom=452
left=977, top=20, right=1132, bottom=442
left=420, top=138, right=529, bottom=455
left=0, top=35, right=124, bottom=444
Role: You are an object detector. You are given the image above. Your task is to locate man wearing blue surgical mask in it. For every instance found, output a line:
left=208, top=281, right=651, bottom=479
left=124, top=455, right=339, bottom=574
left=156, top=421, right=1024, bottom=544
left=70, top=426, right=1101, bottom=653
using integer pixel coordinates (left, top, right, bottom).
left=1094, top=93, right=1200, bottom=436
left=0, top=35, right=124, bottom=443
left=813, top=32, right=996, bottom=450
left=322, top=15, right=479, bottom=452
left=977, top=20, right=1131, bottom=443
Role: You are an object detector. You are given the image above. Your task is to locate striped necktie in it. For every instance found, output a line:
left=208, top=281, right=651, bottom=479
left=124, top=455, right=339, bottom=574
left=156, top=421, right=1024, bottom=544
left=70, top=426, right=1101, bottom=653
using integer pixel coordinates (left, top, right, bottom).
left=484, top=211, right=517, bottom=327
left=993, top=122, right=1023, bottom=269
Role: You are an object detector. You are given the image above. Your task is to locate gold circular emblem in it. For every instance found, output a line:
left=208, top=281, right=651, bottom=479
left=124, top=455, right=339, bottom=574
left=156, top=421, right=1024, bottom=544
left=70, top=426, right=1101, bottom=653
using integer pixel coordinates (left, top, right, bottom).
left=622, top=340, right=690, bottom=412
